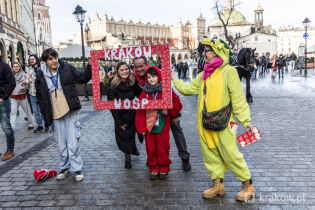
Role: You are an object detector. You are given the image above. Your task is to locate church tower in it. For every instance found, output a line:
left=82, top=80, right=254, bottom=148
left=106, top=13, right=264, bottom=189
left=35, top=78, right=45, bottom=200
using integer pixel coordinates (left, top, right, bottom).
left=254, top=3, right=264, bottom=31
left=225, top=0, right=234, bottom=10
left=197, top=12, right=206, bottom=41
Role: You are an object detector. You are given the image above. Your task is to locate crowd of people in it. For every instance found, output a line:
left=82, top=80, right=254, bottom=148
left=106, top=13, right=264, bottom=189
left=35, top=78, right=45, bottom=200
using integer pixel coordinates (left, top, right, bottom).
left=173, top=61, right=189, bottom=79
left=0, top=38, right=258, bottom=202
left=251, top=52, right=298, bottom=79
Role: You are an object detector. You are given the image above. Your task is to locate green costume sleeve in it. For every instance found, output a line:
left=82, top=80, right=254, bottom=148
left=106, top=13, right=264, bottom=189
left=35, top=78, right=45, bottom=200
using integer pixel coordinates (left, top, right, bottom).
left=227, top=67, right=251, bottom=127
left=173, top=73, right=202, bottom=96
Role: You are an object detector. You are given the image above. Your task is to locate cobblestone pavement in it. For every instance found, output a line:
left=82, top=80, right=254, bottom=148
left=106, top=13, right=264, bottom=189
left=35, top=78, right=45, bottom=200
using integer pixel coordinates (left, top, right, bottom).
left=0, top=70, right=315, bottom=209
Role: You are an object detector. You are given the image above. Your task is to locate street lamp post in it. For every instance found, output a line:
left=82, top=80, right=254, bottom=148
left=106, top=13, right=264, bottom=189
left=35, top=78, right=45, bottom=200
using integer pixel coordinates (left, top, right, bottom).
left=303, top=17, right=311, bottom=77
left=73, top=5, right=89, bottom=100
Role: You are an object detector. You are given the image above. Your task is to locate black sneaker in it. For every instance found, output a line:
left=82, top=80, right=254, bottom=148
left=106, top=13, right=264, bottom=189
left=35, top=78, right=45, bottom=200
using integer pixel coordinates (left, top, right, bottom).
left=125, top=154, right=132, bottom=169
left=158, top=172, right=168, bottom=180
left=45, top=126, right=49, bottom=132
left=34, top=126, right=44, bottom=133
left=182, top=159, right=191, bottom=171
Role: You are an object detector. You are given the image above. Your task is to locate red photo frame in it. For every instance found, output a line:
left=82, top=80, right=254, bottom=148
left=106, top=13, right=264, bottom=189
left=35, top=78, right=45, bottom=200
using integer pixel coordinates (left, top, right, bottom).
left=90, top=44, right=172, bottom=110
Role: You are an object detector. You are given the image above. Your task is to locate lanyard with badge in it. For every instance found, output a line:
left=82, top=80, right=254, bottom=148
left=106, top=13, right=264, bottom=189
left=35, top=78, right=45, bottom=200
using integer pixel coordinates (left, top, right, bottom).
left=147, top=92, right=159, bottom=126
left=49, top=68, right=59, bottom=98
left=146, top=92, right=158, bottom=101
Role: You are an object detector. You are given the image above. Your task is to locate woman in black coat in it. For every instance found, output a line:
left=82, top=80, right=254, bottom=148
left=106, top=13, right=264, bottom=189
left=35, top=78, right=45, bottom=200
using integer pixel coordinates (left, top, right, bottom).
left=107, top=62, right=139, bottom=169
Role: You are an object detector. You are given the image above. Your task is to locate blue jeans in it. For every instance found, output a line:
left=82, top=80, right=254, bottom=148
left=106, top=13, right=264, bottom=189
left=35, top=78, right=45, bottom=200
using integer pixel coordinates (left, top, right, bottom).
left=30, top=95, right=43, bottom=127
left=0, top=99, right=15, bottom=150
left=251, top=69, right=257, bottom=78
left=53, top=111, right=83, bottom=172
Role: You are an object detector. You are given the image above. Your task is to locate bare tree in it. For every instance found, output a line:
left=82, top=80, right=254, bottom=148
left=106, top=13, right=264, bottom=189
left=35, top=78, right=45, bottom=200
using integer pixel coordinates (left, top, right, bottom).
left=213, top=0, right=241, bottom=50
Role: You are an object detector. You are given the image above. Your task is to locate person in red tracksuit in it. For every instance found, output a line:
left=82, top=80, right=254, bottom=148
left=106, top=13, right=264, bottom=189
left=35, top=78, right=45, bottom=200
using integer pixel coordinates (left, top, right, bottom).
left=135, top=66, right=182, bottom=180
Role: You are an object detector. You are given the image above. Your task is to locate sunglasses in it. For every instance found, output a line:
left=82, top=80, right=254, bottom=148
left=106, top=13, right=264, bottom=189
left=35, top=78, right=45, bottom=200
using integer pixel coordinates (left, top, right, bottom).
left=204, top=49, right=214, bottom=53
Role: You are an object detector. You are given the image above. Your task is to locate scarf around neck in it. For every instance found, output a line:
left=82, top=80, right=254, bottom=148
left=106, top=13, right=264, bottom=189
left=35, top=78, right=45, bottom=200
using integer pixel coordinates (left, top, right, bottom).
left=142, top=82, right=162, bottom=94
left=201, top=57, right=223, bottom=80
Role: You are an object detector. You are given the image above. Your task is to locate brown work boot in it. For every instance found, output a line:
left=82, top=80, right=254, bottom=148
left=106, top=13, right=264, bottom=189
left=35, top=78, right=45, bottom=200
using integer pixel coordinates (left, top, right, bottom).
left=202, top=178, right=226, bottom=198
left=2, top=150, right=14, bottom=161
left=236, top=179, right=255, bottom=202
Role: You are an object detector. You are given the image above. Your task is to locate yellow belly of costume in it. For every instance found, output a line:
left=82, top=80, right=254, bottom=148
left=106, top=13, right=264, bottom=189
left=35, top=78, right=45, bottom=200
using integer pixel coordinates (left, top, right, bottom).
left=198, top=70, right=225, bottom=149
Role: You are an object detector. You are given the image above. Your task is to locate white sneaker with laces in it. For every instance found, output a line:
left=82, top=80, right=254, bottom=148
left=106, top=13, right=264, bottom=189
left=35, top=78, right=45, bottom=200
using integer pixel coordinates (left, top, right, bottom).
left=56, top=169, right=69, bottom=180
left=74, top=171, right=84, bottom=181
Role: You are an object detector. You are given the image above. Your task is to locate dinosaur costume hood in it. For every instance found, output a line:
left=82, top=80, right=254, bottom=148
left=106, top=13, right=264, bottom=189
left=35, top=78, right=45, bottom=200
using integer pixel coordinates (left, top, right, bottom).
left=201, top=38, right=231, bottom=69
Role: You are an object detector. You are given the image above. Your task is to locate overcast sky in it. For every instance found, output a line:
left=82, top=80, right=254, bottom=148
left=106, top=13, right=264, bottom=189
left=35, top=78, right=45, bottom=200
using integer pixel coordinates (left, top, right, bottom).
left=46, top=0, right=315, bottom=44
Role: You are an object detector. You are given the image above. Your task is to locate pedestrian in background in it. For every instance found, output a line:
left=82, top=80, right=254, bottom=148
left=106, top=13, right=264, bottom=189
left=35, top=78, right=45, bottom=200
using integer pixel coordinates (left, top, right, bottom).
left=266, top=54, right=271, bottom=73
left=10, top=62, right=34, bottom=130
left=108, top=62, right=139, bottom=169
left=35, top=48, right=91, bottom=181
left=26, top=54, right=46, bottom=133
left=99, top=62, right=106, bottom=99
left=276, top=54, right=286, bottom=79
left=251, top=54, right=258, bottom=79
left=289, top=52, right=297, bottom=71
left=257, top=57, right=262, bottom=76
left=285, top=54, right=290, bottom=71
left=107, top=61, right=116, bottom=73
left=182, top=62, right=189, bottom=79
left=261, top=53, right=266, bottom=75
left=271, top=54, right=278, bottom=79
left=176, top=61, right=182, bottom=79
left=0, top=57, right=16, bottom=161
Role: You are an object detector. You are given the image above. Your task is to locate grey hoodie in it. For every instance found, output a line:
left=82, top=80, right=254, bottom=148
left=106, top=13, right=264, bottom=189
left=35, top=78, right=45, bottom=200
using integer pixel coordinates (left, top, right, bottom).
left=41, top=63, right=64, bottom=94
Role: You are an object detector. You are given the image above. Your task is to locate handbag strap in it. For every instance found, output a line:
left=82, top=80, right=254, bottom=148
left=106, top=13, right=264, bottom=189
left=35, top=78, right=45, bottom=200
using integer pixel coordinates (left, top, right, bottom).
left=203, top=67, right=229, bottom=112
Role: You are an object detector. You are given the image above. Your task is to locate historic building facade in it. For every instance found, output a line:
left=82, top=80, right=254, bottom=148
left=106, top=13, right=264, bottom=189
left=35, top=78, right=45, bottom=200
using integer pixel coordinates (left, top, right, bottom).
left=33, top=0, right=52, bottom=57
left=207, top=1, right=277, bottom=55
left=72, top=12, right=207, bottom=63
left=277, top=26, right=315, bottom=56
left=0, top=0, right=36, bottom=66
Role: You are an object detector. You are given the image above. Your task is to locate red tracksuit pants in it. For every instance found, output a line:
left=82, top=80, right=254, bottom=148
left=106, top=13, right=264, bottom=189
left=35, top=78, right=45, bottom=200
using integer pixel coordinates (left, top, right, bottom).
left=145, top=130, right=172, bottom=173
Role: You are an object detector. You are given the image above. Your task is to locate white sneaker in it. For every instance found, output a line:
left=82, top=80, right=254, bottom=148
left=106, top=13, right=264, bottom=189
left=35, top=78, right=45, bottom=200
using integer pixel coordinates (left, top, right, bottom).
left=56, top=169, right=70, bottom=180
left=74, top=171, right=84, bottom=181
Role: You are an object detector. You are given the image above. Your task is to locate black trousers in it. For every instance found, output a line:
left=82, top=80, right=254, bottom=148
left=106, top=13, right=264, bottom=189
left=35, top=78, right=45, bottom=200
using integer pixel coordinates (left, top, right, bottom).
left=278, top=66, right=284, bottom=78
left=178, top=70, right=182, bottom=79
left=182, top=70, right=187, bottom=79
left=170, top=120, right=190, bottom=161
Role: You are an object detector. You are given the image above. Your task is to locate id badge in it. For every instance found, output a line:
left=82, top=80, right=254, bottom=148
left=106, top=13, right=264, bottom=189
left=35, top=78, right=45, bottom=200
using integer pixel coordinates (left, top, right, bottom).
left=154, top=114, right=159, bottom=127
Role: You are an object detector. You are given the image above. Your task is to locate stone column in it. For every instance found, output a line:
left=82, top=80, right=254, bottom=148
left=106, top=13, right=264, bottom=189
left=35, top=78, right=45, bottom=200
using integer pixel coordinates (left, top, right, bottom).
left=11, top=0, right=16, bottom=22
left=7, top=0, right=12, bottom=19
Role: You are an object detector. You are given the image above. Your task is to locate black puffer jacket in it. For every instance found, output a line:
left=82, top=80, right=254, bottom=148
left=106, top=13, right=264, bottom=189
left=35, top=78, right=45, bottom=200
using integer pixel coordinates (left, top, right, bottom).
left=35, top=59, right=91, bottom=126
left=107, top=81, right=139, bottom=156
left=0, top=59, right=16, bottom=100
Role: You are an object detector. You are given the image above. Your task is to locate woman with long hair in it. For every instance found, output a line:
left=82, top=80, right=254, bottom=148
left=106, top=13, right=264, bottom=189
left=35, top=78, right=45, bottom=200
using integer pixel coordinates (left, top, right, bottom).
left=10, top=62, right=34, bottom=130
left=108, top=62, right=139, bottom=169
